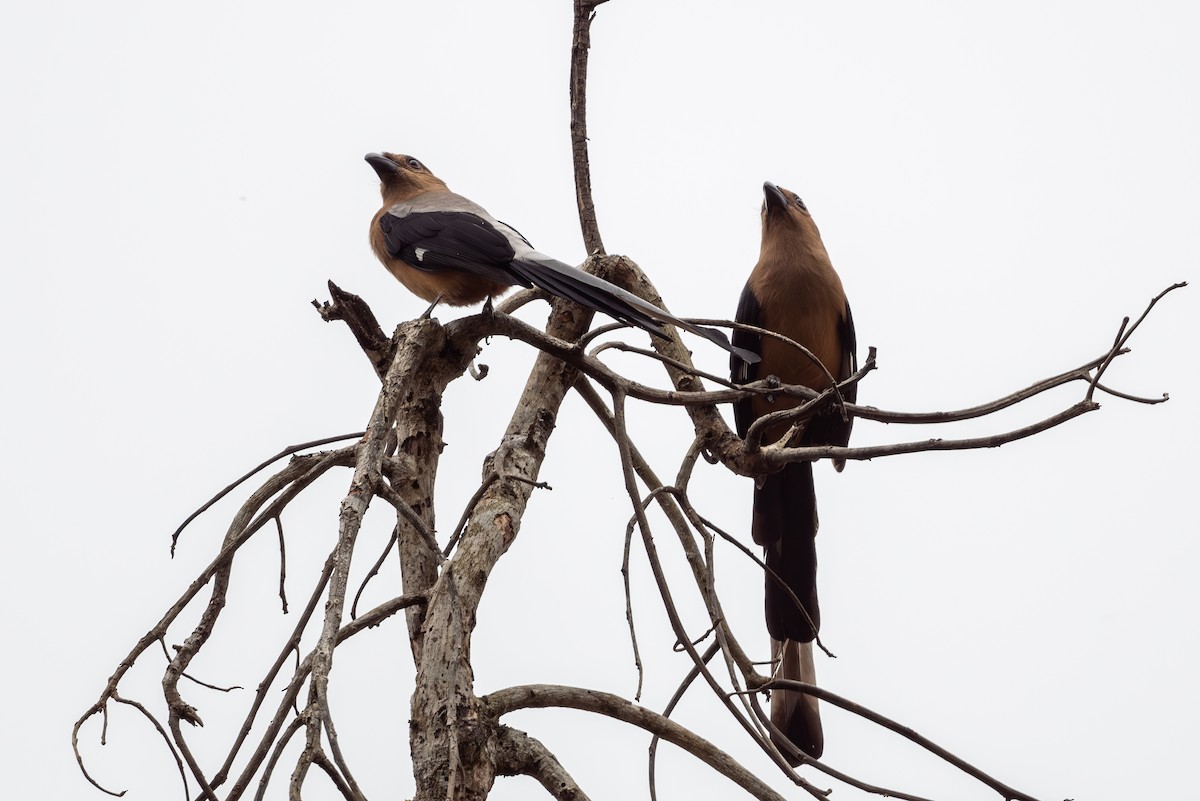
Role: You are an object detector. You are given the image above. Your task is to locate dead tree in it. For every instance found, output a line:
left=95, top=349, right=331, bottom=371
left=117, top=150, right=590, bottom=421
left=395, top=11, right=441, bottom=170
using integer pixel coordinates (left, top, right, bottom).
left=74, top=3, right=1182, bottom=800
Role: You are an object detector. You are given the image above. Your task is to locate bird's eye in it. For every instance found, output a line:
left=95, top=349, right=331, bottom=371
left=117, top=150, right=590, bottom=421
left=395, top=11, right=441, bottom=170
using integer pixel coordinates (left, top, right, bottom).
left=406, top=157, right=424, bottom=171
left=794, top=195, right=808, bottom=211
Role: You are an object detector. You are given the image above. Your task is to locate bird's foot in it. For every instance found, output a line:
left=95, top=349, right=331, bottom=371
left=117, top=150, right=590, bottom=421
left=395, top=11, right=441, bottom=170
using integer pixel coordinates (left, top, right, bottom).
left=480, top=296, right=497, bottom=344
left=420, top=294, right=444, bottom=319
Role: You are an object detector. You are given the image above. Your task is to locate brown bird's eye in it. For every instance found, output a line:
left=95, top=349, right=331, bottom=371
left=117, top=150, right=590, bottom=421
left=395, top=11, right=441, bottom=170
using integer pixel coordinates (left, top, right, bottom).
left=794, top=196, right=808, bottom=211
left=406, top=157, right=424, bottom=171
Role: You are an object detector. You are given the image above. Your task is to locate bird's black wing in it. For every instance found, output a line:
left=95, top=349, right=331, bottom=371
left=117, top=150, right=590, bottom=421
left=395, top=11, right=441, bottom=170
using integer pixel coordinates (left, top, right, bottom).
left=829, top=301, right=858, bottom=448
left=378, top=209, right=529, bottom=288
left=841, top=302, right=858, bottom=397
left=731, top=282, right=764, bottom=438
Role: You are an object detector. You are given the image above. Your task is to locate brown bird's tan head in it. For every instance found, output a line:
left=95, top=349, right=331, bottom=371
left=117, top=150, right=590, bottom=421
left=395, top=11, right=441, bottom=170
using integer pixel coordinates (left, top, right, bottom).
left=761, top=182, right=816, bottom=226
left=365, top=152, right=449, bottom=201
left=759, top=182, right=828, bottom=263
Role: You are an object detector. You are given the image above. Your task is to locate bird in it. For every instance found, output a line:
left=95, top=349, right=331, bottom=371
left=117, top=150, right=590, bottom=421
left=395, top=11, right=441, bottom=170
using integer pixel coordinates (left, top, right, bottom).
left=365, top=152, right=757, bottom=363
left=730, top=182, right=857, bottom=763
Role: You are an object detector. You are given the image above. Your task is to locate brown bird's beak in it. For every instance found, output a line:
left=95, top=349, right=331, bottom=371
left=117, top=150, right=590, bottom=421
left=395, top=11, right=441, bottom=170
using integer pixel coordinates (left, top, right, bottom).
left=366, top=152, right=400, bottom=179
left=763, top=182, right=788, bottom=212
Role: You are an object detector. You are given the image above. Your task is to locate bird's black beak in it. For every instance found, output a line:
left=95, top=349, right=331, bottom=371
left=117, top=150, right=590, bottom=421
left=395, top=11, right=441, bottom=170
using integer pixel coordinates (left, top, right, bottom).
left=763, top=182, right=788, bottom=212
left=366, top=152, right=400, bottom=179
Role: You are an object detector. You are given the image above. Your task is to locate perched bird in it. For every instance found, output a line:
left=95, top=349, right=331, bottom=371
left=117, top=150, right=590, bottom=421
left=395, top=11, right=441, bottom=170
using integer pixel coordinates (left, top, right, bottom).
left=365, top=152, right=756, bottom=363
left=731, top=183, right=857, bottom=763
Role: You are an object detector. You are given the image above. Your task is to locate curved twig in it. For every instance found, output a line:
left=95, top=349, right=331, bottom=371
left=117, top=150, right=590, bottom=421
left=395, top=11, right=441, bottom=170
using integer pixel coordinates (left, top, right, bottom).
left=756, top=679, right=1044, bottom=801
left=485, top=684, right=788, bottom=801
left=443, top=471, right=500, bottom=556
left=375, top=478, right=444, bottom=562
left=171, top=433, right=364, bottom=554
left=648, top=642, right=721, bottom=801
left=350, top=526, right=398, bottom=620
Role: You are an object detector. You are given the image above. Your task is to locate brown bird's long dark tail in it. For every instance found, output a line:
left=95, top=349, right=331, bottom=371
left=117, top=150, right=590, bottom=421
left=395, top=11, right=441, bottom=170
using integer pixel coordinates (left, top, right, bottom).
left=755, top=461, right=823, bottom=762
left=508, top=256, right=760, bottom=364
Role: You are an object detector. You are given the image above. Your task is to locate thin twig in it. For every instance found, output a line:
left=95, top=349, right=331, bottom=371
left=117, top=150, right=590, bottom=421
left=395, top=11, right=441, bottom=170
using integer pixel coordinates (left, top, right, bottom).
left=648, top=642, right=721, bottom=801
left=254, top=717, right=305, bottom=801
left=275, top=515, right=288, bottom=613
left=113, top=694, right=190, bottom=801
left=745, top=692, right=931, bottom=801
left=621, top=494, right=646, bottom=702
left=158, top=639, right=244, bottom=693
left=322, top=707, right=368, bottom=801
left=1087, top=281, right=1185, bottom=401
left=211, top=550, right=337, bottom=789
left=609, top=390, right=818, bottom=786
left=375, top=478, right=444, bottom=562
left=171, top=433, right=364, bottom=554
left=350, top=526, right=398, bottom=620
left=443, top=472, right=500, bottom=556
left=688, top=508, right=831, bottom=658
left=570, top=0, right=610, bottom=254
left=755, top=679, right=1045, bottom=801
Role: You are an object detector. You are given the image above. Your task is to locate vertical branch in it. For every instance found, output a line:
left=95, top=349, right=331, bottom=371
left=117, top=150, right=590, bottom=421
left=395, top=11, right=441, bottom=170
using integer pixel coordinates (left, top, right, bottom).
left=407, top=294, right=611, bottom=801
left=295, top=318, right=450, bottom=798
left=570, top=0, right=609, bottom=255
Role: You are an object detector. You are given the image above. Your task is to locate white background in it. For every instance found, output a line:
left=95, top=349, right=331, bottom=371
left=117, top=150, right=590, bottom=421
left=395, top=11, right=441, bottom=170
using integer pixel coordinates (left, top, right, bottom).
left=3, top=2, right=1196, bottom=799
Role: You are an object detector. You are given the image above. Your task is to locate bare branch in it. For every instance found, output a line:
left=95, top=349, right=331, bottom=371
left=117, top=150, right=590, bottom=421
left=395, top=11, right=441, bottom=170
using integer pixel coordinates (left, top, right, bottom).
left=212, top=550, right=337, bottom=790
left=350, top=526, right=398, bottom=620
left=114, top=694, right=189, bottom=800
left=1087, top=281, right=1185, bottom=401
left=314, top=279, right=396, bottom=377
left=744, top=693, right=936, bottom=801
left=322, top=709, right=368, bottom=801
left=495, top=726, right=592, bottom=801
left=375, top=478, right=445, bottom=562
left=570, top=0, right=609, bottom=254
left=274, top=513, right=289, bottom=613
left=443, top=471, right=500, bottom=556
left=447, top=302, right=1151, bottom=479
left=254, top=717, right=304, bottom=801
left=227, top=593, right=427, bottom=799
left=73, top=448, right=354, bottom=797
left=296, top=318, right=448, bottom=800
left=171, top=433, right=363, bottom=554
left=758, top=679, right=1045, bottom=801
left=648, top=642, right=720, bottom=801
left=607, top=390, right=817, bottom=786
left=485, top=685, right=788, bottom=801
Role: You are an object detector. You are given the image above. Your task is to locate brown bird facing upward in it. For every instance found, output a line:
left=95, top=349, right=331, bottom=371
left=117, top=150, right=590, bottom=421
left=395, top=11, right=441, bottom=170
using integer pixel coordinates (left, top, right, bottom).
left=365, top=152, right=758, bottom=364
left=731, top=183, right=857, bottom=763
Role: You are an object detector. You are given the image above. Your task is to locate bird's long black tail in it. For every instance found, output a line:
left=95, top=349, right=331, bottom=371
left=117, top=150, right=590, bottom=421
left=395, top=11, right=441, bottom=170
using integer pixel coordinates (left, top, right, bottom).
left=756, top=461, right=820, bottom=640
left=508, top=256, right=760, bottom=363
left=754, top=461, right=823, bottom=762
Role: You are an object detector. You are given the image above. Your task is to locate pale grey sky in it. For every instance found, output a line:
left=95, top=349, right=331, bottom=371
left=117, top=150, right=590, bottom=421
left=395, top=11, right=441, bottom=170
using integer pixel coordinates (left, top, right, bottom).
left=3, top=2, right=1197, bottom=799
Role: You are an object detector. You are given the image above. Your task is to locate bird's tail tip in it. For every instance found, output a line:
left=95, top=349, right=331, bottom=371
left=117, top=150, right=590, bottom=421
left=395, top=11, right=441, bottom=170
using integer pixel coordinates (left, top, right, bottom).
left=771, top=638, right=823, bottom=763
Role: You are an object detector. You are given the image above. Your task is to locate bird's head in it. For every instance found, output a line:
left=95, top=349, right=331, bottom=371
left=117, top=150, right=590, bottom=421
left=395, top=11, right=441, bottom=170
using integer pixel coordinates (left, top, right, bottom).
left=365, top=152, right=449, bottom=200
left=761, top=182, right=816, bottom=228
left=759, top=182, right=828, bottom=261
